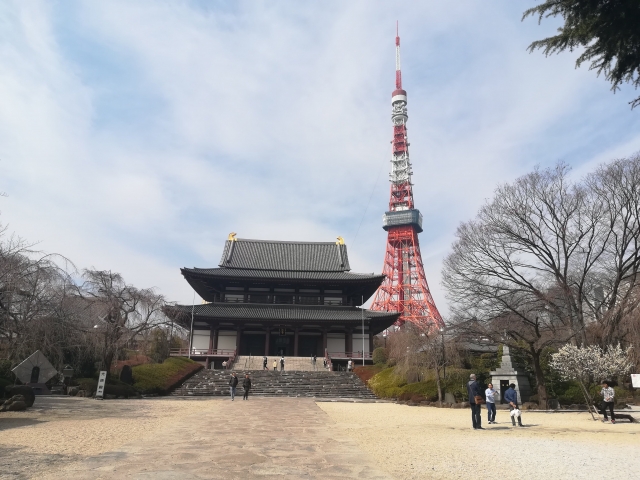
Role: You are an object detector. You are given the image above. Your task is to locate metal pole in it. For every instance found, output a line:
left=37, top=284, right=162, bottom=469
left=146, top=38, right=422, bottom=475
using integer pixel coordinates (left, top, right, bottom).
left=361, top=295, right=365, bottom=366
left=189, top=290, right=196, bottom=359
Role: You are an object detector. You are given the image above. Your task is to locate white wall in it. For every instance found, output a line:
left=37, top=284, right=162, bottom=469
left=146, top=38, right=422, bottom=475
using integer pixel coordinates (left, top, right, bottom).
left=191, top=331, right=209, bottom=350
left=352, top=334, right=370, bottom=354
left=217, top=331, right=237, bottom=351
left=327, top=333, right=345, bottom=353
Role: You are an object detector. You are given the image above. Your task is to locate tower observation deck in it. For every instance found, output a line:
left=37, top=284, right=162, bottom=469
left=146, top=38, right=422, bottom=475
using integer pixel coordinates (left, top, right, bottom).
left=370, top=26, right=443, bottom=330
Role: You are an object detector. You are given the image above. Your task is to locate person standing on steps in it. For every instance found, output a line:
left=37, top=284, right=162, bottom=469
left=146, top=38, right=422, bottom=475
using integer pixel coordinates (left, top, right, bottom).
left=263, top=356, right=268, bottom=371
left=600, top=381, right=616, bottom=424
left=485, top=383, right=498, bottom=424
left=504, top=383, right=523, bottom=427
left=467, top=373, right=483, bottom=430
left=273, top=359, right=277, bottom=371
left=347, top=359, right=352, bottom=372
left=242, top=374, right=252, bottom=400
left=280, top=356, right=285, bottom=372
left=228, top=373, right=238, bottom=401
left=312, top=354, right=317, bottom=371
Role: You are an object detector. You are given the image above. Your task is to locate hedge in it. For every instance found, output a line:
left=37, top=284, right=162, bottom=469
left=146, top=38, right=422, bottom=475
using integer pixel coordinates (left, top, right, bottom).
left=368, top=366, right=473, bottom=401
left=132, top=357, right=202, bottom=395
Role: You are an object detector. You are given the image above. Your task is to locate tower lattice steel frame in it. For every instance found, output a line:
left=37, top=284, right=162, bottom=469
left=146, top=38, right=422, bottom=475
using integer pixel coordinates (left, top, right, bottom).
left=370, top=26, right=443, bottom=330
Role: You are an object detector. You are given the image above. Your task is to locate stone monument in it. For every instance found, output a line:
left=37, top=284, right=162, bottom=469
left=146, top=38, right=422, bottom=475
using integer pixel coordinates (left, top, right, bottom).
left=11, top=350, right=58, bottom=395
left=490, top=345, right=532, bottom=404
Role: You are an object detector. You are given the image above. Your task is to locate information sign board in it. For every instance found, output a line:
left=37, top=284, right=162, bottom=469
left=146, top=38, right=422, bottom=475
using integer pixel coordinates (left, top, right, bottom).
left=631, top=374, right=640, bottom=389
left=95, top=370, right=107, bottom=399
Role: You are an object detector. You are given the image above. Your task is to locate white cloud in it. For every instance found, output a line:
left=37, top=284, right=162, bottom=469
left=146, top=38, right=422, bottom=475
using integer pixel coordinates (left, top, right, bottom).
left=1, top=0, right=639, bottom=316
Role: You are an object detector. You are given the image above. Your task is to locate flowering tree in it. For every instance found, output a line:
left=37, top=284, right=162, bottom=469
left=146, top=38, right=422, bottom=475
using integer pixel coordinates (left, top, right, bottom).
left=550, top=343, right=633, bottom=419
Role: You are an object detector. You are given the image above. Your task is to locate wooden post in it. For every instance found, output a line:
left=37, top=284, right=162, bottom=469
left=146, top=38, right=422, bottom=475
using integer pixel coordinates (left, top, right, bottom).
left=236, top=326, right=242, bottom=353
left=209, top=325, right=214, bottom=354
left=322, top=329, right=327, bottom=351
left=369, top=331, right=374, bottom=355
left=264, top=327, right=270, bottom=356
left=294, top=328, right=299, bottom=356
left=213, top=327, right=219, bottom=351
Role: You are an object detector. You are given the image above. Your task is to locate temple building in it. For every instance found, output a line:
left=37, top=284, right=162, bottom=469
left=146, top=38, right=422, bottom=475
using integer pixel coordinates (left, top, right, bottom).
left=167, top=235, right=399, bottom=368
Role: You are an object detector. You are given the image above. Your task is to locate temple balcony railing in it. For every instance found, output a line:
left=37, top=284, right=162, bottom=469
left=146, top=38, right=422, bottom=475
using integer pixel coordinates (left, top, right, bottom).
left=327, top=351, right=372, bottom=360
left=170, top=348, right=236, bottom=358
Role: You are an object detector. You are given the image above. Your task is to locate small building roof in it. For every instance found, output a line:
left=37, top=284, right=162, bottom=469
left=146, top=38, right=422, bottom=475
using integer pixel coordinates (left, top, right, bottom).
left=218, top=238, right=351, bottom=272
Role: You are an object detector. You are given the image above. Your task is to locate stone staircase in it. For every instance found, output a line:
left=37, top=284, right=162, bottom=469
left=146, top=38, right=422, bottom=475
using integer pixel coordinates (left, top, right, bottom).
left=233, top=355, right=322, bottom=372
left=171, top=369, right=377, bottom=399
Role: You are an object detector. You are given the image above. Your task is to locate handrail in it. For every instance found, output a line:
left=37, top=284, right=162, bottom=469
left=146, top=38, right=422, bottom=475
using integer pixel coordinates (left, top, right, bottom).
left=327, top=351, right=372, bottom=359
left=170, top=348, right=237, bottom=357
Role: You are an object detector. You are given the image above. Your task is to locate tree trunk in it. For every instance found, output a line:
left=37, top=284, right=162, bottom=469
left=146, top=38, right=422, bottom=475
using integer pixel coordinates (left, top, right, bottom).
left=435, top=363, right=443, bottom=404
left=530, top=347, right=548, bottom=408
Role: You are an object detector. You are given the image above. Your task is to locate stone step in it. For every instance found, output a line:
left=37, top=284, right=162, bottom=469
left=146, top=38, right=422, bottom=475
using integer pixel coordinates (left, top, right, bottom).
left=171, top=370, right=377, bottom=399
left=233, top=356, right=324, bottom=372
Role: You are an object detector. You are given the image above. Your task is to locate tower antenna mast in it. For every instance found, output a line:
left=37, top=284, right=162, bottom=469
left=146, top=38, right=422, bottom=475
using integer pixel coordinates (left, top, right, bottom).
left=370, top=24, right=443, bottom=330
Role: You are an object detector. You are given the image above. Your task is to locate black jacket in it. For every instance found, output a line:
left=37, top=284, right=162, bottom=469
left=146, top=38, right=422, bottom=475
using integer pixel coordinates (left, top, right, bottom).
left=229, top=376, right=238, bottom=387
left=243, top=378, right=251, bottom=389
left=467, top=380, right=481, bottom=404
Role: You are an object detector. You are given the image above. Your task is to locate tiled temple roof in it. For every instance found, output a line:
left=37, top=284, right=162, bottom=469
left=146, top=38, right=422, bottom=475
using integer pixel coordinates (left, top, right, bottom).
left=182, top=267, right=383, bottom=282
left=166, top=302, right=399, bottom=323
left=217, top=238, right=351, bottom=272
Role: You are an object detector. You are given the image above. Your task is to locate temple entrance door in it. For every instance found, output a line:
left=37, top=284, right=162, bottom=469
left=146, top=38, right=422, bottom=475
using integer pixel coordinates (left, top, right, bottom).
left=298, top=335, right=320, bottom=357
left=240, top=334, right=266, bottom=356
left=500, top=380, right=509, bottom=404
left=272, top=335, right=290, bottom=356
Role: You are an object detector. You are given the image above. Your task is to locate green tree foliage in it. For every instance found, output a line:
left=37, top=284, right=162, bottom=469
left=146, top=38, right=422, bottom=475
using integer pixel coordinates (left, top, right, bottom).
left=524, top=1, right=640, bottom=108
left=372, top=347, right=388, bottom=365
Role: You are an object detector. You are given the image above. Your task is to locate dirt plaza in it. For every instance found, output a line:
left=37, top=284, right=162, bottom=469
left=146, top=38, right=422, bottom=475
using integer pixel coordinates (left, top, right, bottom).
left=0, top=397, right=639, bottom=480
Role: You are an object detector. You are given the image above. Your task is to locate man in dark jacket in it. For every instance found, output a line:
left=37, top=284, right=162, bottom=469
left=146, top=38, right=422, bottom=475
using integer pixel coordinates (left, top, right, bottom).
left=228, top=373, right=238, bottom=401
left=242, top=374, right=252, bottom=400
left=467, top=374, right=483, bottom=429
left=504, top=383, right=523, bottom=426
left=263, top=356, right=268, bottom=370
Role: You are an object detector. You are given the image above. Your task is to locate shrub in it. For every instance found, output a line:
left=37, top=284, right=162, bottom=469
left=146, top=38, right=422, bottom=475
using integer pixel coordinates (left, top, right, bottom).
left=132, top=357, right=202, bottom=395
left=0, top=378, right=12, bottom=396
left=75, top=378, right=98, bottom=394
left=372, top=347, right=388, bottom=365
left=353, top=365, right=383, bottom=385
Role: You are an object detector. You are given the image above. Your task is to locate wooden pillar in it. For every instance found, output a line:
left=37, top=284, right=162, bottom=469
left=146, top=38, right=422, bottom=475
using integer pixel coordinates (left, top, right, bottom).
left=208, top=326, right=215, bottom=353
left=322, top=329, right=328, bottom=353
left=236, top=326, right=242, bottom=353
left=369, top=330, right=374, bottom=355
left=213, top=327, right=219, bottom=351
left=294, top=328, right=299, bottom=356
left=346, top=328, right=353, bottom=354
left=205, top=357, right=211, bottom=369
left=264, top=327, right=270, bottom=356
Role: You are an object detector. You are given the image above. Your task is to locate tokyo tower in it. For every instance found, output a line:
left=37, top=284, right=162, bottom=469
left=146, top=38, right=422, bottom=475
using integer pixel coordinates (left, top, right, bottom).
left=370, top=26, right=444, bottom=330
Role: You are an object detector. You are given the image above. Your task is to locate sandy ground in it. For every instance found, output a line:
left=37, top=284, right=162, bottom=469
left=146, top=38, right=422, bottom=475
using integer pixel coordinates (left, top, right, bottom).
left=1, top=397, right=639, bottom=479
left=317, top=402, right=640, bottom=480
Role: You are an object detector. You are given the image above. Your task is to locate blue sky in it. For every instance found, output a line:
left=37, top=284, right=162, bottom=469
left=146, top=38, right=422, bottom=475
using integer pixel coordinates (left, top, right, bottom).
left=1, top=1, right=639, bottom=313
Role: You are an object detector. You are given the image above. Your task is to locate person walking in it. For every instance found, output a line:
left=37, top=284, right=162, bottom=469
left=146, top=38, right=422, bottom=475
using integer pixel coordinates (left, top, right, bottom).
left=263, top=356, right=268, bottom=371
left=280, top=356, right=285, bottom=372
left=504, top=383, right=523, bottom=427
left=242, top=374, right=252, bottom=400
left=347, top=359, right=353, bottom=372
left=485, top=383, right=498, bottom=424
left=228, top=373, right=238, bottom=401
left=312, top=354, right=317, bottom=371
left=600, top=381, right=616, bottom=423
left=467, top=374, right=483, bottom=429
left=272, top=359, right=277, bottom=371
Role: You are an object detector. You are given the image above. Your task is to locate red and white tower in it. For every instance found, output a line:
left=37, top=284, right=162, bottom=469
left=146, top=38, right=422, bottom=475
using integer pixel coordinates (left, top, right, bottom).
left=370, top=26, right=443, bottom=330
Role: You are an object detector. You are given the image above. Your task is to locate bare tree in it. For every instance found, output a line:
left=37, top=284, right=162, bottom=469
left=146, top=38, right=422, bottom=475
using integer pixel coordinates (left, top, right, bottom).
left=77, top=270, right=170, bottom=373
left=442, top=153, right=640, bottom=406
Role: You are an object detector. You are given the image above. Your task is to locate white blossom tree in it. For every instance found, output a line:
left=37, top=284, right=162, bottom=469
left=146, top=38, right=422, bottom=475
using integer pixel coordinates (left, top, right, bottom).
left=550, top=343, right=633, bottom=419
